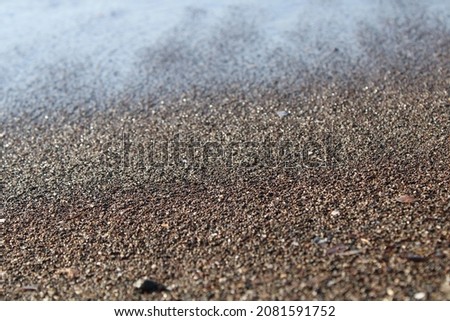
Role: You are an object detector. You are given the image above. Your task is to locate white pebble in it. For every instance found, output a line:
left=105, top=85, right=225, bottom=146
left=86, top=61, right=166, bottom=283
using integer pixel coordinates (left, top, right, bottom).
left=276, top=110, right=289, bottom=118
left=331, top=209, right=340, bottom=216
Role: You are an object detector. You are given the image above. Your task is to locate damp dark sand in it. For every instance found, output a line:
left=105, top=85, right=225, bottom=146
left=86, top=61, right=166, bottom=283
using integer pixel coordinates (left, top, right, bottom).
left=2, top=6, right=450, bottom=300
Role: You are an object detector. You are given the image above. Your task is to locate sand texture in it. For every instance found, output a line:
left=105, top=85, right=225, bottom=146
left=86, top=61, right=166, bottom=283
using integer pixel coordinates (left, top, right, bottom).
left=2, top=2, right=449, bottom=300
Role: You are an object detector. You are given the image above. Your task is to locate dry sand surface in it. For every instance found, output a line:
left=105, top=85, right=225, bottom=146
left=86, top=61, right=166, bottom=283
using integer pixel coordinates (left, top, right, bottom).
left=2, top=4, right=450, bottom=300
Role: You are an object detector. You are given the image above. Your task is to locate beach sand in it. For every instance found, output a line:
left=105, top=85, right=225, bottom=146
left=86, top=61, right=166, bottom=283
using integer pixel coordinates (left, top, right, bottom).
left=2, top=4, right=449, bottom=300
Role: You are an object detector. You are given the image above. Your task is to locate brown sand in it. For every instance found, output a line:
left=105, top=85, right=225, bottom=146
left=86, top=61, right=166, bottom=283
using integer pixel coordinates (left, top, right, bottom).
left=2, top=8, right=450, bottom=300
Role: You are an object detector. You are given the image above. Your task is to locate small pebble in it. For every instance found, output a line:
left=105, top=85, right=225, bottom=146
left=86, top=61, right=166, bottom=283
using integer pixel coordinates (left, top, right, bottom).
left=339, top=249, right=361, bottom=256
left=276, top=110, right=289, bottom=118
left=134, top=279, right=166, bottom=293
left=313, top=236, right=328, bottom=245
left=396, top=194, right=415, bottom=203
left=405, top=253, right=427, bottom=262
left=327, top=244, right=348, bottom=255
left=22, top=285, right=38, bottom=292
left=414, top=292, right=426, bottom=300
left=330, top=209, right=340, bottom=217
left=0, top=218, right=5, bottom=223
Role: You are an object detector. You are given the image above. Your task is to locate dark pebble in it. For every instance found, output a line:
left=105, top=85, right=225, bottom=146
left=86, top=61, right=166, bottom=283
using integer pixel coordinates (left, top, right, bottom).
left=22, top=285, right=38, bottom=292
left=135, top=279, right=167, bottom=293
left=405, top=253, right=428, bottom=262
